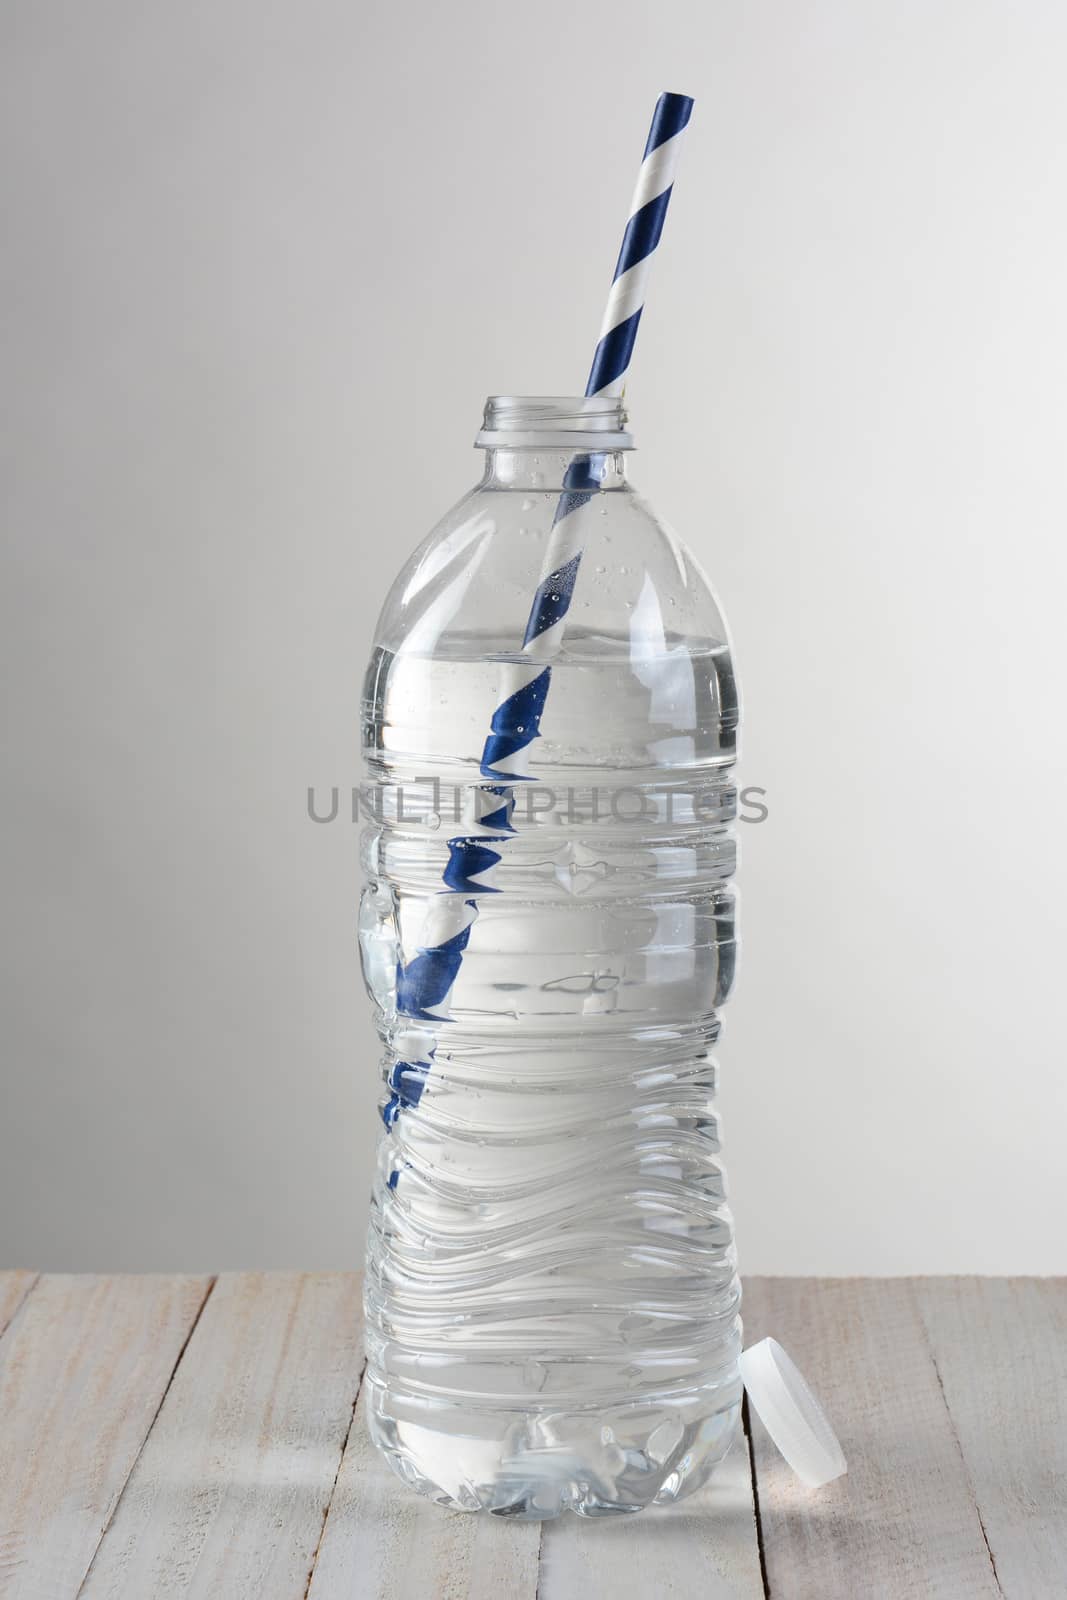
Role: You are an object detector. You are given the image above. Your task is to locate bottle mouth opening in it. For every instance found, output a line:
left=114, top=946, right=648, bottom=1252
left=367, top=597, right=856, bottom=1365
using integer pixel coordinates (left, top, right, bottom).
left=476, top=395, right=633, bottom=450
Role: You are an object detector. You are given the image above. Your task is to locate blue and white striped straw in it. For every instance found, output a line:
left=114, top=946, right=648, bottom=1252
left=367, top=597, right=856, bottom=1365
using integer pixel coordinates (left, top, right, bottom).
left=588, top=90, right=696, bottom=400
left=385, top=94, right=694, bottom=1131
left=481, top=90, right=695, bottom=780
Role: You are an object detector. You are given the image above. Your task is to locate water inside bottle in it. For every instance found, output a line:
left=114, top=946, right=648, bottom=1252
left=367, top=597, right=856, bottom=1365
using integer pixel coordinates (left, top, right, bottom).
left=360, top=629, right=742, bottom=1517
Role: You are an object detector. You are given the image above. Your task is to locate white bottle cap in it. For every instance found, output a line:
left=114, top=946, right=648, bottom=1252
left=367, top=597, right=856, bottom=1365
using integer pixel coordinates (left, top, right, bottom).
left=740, top=1338, right=847, bottom=1488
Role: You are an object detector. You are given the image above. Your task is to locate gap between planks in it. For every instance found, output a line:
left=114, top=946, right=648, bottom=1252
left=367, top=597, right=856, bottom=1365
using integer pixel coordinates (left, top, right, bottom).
left=914, top=1277, right=1067, bottom=1599
left=742, top=1390, right=771, bottom=1598
left=301, top=1351, right=365, bottom=1600
left=0, top=1270, right=39, bottom=1342
left=74, top=1276, right=218, bottom=1597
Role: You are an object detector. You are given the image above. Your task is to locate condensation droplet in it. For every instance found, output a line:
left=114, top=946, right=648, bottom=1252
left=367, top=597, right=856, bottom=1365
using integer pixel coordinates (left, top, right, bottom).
left=426, top=812, right=441, bottom=830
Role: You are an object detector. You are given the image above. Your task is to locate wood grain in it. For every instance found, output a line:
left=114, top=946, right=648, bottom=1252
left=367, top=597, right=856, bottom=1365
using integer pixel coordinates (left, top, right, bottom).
left=78, top=1273, right=364, bottom=1599
left=742, top=1277, right=1003, bottom=1599
left=538, top=1432, right=765, bottom=1600
left=0, top=1273, right=210, bottom=1600
left=916, top=1277, right=1067, bottom=1599
left=307, top=1387, right=541, bottom=1600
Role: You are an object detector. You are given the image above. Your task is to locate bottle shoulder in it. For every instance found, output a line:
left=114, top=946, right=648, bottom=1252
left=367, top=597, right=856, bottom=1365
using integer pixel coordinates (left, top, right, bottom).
left=373, top=481, right=732, bottom=663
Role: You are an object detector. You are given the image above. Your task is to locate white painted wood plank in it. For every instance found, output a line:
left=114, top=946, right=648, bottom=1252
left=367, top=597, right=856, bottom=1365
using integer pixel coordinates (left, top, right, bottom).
left=743, top=1277, right=1002, bottom=1598
left=79, top=1271, right=364, bottom=1600
left=0, top=1273, right=210, bottom=1600
left=307, top=1387, right=540, bottom=1600
left=916, top=1276, right=1067, bottom=1600
left=538, top=1431, right=764, bottom=1600
left=0, top=1270, right=37, bottom=1339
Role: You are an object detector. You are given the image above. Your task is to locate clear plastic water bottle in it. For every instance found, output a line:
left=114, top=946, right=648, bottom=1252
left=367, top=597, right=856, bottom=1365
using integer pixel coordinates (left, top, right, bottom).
left=359, top=396, right=741, bottom=1518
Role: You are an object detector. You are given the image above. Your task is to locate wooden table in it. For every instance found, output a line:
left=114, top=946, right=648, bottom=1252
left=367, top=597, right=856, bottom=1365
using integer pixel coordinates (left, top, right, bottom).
left=0, top=1274, right=1062, bottom=1598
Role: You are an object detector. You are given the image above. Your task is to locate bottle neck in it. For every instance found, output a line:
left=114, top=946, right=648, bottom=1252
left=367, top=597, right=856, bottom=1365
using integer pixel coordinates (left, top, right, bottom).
left=479, top=447, right=630, bottom=492
left=474, top=395, right=633, bottom=492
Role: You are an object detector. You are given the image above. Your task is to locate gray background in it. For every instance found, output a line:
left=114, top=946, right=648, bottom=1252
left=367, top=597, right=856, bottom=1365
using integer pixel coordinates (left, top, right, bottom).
left=3, top=0, right=1065, bottom=1274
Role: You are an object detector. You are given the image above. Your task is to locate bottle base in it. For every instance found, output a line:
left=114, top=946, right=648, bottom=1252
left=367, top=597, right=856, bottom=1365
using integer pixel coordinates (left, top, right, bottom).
left=365, top=1376, right=742, bottom=1520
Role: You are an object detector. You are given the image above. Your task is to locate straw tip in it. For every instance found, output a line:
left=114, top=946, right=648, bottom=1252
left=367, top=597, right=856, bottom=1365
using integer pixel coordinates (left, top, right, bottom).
left=659, top=92, right=695, bottom=122
left=646, top=92, right=694, bottom=154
